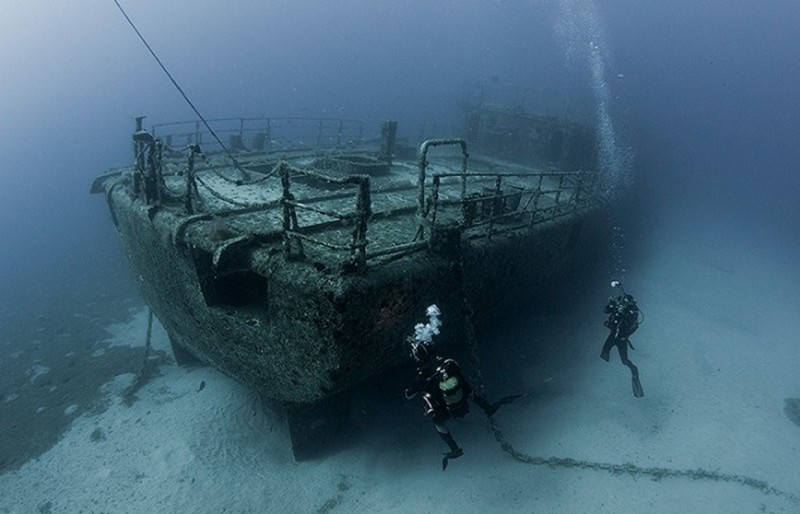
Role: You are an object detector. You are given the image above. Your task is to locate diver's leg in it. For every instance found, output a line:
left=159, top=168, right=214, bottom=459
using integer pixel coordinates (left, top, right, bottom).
left=618, top=341, right=644, bottom=398
left=434, top=421, right=463, bottom=470
left=472, top=392, right=496, bottom=416
left=600, top=332, right=615, bottom=362
left=617, top=340, right=639, bottom=377
left=434, top=423, right=461, bottom=454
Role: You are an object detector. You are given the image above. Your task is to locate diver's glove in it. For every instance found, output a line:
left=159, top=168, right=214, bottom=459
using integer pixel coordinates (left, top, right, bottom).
left=441, top=447, right=464, bottom=471
left=404, top=387, right=417, bottom=399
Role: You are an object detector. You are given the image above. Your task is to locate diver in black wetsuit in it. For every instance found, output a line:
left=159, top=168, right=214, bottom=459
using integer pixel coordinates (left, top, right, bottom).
left=404, top=340, right=520, bottom=470
left=600, top=281, right=645, bottom=398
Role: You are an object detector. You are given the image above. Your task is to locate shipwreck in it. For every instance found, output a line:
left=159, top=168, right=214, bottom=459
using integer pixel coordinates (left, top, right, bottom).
left=92, top=99, right=612, bottom=458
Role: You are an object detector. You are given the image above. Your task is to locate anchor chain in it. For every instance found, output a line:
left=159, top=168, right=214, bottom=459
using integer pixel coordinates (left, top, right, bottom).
left=122, top=308, right=155, bottom=405
left=453, top=256, right=799, bottom=505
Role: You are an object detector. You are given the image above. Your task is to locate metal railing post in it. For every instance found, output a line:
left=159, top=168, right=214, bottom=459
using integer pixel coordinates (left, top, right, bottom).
left=554, top=174, right=565, bottom=210
left=529, top=175, right=544, bottom=227
left=350, top=177, right=371, bottom=269
left=487, top=175, right=502, bottom=238
left=185, top=145, right=201, bottom=214
left=280, top=164, right=292, bottom=258
left=430, top=175, right=441, bottom=229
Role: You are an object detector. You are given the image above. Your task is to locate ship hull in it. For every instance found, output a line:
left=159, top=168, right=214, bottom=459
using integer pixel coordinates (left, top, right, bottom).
left=109, top=183, right=607, bottom=404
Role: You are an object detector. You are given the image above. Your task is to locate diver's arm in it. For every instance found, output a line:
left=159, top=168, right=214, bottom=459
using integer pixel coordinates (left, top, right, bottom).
left=404, top=371, right=427, bottom=398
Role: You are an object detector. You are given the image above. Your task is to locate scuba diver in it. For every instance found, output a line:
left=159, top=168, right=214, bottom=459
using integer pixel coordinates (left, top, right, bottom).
left=404, top=305, right=521, bottom=470
left=600, top=281, right=645, bottom=398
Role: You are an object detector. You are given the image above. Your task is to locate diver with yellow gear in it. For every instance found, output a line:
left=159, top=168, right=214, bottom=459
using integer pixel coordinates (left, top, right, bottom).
left=403, top=305, right=521, bottom=470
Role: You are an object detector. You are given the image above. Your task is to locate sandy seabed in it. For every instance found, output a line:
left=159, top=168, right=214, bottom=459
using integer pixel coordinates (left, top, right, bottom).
left=1, top=221, right=799, bottom=514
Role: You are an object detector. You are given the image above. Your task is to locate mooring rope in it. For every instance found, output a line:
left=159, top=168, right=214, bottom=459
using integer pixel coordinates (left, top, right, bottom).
left=453, top=258, right=798, bottom=505
left=111, top=0, right=247, bottom=179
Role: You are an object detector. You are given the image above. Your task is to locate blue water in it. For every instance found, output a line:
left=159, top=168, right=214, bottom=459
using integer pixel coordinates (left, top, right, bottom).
left=1, top=0, right=799, bottom=510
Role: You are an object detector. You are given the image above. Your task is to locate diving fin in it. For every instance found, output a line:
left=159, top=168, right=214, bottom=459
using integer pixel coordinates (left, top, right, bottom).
left=632, top=375, right=644, bottom=398
left=484, top=393, right=525, bottom=416
left=496, top=393, right=525, bottom=409
left=438, top=431, right=462, bottom=470
left=441, top=447, right=464, bottom=471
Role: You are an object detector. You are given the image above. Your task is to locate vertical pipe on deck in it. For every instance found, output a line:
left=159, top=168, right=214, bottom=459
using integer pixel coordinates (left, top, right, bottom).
left=133, top=116, right=146, bottom=196
left=132, top=130, right=159, bottom=205
left=417, top=138, right=469, bottom=240
left=378, top=121, right=397, bottom=165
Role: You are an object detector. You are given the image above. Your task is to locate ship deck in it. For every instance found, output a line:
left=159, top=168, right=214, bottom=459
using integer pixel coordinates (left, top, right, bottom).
left=102, top=145, right=603, bottom=273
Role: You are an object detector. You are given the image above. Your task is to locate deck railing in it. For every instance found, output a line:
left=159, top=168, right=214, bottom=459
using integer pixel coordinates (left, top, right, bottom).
left=127, top=126, right=605, bottom=271
left=274, top=140, right=604, bottom=270
left=427, top=169, right=601, bottom=239
left=278, top=162, right=372, bottom=271
left=150, top=116, right=365, bottom=155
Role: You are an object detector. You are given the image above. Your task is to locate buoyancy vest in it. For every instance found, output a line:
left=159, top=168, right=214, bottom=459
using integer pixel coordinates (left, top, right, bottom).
left=618, top=300, right=640, bottom=339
